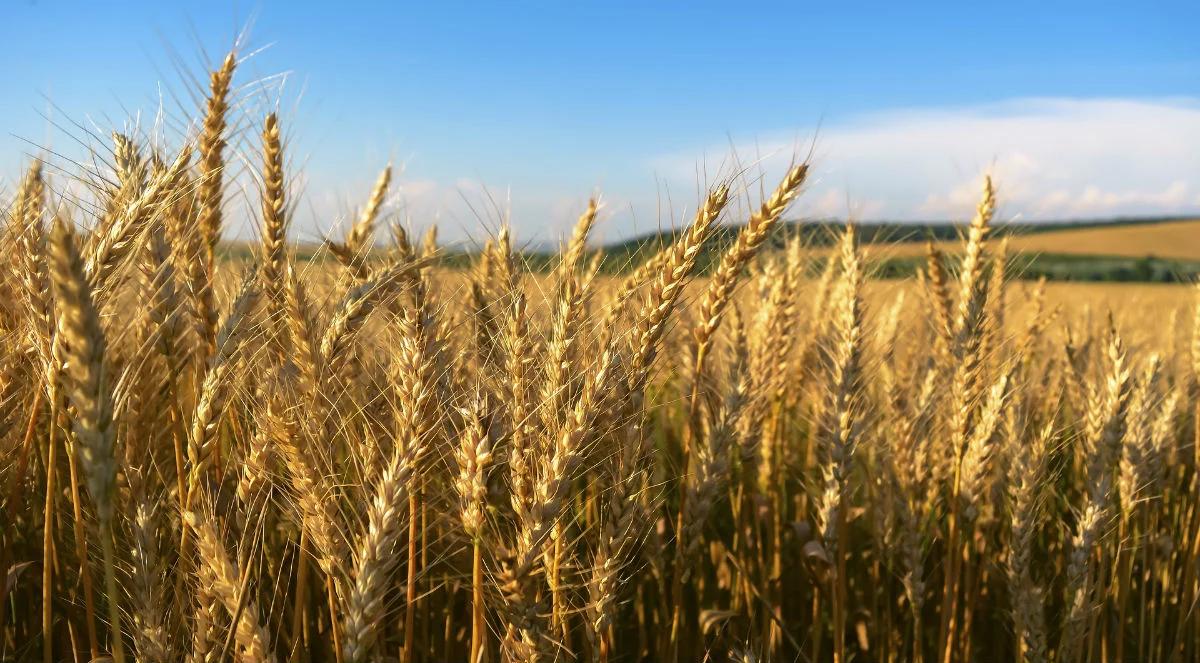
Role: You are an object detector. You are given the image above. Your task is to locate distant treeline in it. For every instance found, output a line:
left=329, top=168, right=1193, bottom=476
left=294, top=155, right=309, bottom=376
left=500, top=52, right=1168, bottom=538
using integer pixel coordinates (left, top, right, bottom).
left=226, top=216, right=1200, bottom=283
left=874, top=253, right=1200, bottom=284
left=583, top=218, right=1200, bottom=283
left=600, top=214, right=1198, bottom=253
left=560, top=217, right=1200, bottom=282
left=444, top=245, right=1200, bottom=284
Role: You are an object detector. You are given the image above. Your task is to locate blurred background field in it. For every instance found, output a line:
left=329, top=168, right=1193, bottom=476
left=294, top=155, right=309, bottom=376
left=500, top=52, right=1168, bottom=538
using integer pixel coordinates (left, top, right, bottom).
left=243, top=215, right=1200, bottom=284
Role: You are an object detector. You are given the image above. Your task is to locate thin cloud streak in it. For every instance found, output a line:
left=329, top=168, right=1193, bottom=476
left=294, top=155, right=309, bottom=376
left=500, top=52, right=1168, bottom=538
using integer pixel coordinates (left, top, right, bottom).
left=651, top=97, right=1200, bottom=224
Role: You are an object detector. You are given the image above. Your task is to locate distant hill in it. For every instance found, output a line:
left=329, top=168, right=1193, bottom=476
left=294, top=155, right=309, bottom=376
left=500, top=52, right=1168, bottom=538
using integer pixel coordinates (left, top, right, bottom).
left=604, top=214, right=1200, bottom=254
left=590, top=215, right=1200, bottom=282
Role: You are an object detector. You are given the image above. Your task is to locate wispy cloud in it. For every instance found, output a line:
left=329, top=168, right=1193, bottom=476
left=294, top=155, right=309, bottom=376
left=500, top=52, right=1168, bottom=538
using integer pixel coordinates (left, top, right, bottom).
left=650, top=97, right=1200, bottom=223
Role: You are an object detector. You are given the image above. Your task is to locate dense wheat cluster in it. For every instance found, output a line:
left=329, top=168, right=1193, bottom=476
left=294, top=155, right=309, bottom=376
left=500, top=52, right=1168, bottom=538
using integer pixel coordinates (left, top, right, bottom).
left=3, top=51, right=1200, bottom=663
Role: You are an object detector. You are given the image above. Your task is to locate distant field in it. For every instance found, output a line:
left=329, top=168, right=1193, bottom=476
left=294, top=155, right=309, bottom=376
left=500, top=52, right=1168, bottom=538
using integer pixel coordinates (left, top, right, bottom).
left=884, top=217, right=1200, bottom=260
left=803, top=217, right=1200, bottom=282
left=1003, top=218, right=1200, bottom=259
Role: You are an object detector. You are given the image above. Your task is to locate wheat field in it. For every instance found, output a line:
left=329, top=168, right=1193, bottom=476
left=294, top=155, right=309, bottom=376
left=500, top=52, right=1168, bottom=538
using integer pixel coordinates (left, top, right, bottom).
left=974, top=218, right=1200, bottom=261
left=2, top=51, right=1199, bottom=663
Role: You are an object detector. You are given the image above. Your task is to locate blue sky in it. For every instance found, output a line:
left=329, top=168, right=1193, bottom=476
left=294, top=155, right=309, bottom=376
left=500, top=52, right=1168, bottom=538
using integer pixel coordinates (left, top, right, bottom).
left=2, top=1, right=1198, bottom=242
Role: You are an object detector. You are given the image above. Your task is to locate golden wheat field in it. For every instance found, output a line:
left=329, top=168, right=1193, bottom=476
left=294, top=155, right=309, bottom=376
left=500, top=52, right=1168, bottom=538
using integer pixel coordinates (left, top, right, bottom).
left=2, top=50, right=1200, bottom=663
left=960, top=219, right=1200, bottom=262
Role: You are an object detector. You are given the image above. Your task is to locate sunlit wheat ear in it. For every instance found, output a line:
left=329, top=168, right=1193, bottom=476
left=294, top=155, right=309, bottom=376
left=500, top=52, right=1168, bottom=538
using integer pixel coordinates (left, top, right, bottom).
left=958, top=370, right=1013, bottom=521
left=47, top=216, right=126, bottom=663
left=562, top=197, right=598, bottom=273
left=259, top=112, right=288, bottom=305
left=626, top=182, right=731, bottom=393
left=814, top=226, right=864, bottom=543
left=740, top=264, right=782, bottom=490
left=198, top=51, right=236, bottom=261
left=418, top=224, right=439, bottom=259
left=1062, top=499, right=1104, bottom=660
left=235, top=410, right=274, bottom=524
left=328, top=165, right=394, bottom=281
left=282, top=263, right=322, bottom=391
left=173, top=217, right=220, bottom=361
left=454, top=397, right=492, bottom=538
left=319, top=260, right=413, bottom=383
left=341, top=412, right=429, bottom=663
left=48, top=217, right=117, bottom=523
left=944, top=177, right=1002, bottom=480
left=14, top=161, right=55, bottom=358
left=85, top=145, right=191, bottom=298
left=110, top=132, right=147, bottom=197
left=273, top=399, right=346, bottom=578
left=808, top=225, right=867, bottom=663
left=188, top=583, right=222, bottom=663
left=1084, top=315, right=1133, bottom=484
left=505, top=286, right=535, bottom=523
left=1118, top=353, right=1164, bottom=510
left=389, top=220, right=414, bottom=261
left=452, top=396, right=493, bottom=663
left=184, top=509, right=278, bottom=663
left=694, top=163, right=808, bottom=360
left=986, top=237, right=1010, bottom=342
left=346, top=164, right=392, bottom=254
left=542, top=199, right=600, bottom=432
left=187, top=269, right=260, bottom=489
left=586, top=445, right=653, bottom=659
left=952, top=175, right=996, bottom=353
left=756, top=253, right=801, bottom=401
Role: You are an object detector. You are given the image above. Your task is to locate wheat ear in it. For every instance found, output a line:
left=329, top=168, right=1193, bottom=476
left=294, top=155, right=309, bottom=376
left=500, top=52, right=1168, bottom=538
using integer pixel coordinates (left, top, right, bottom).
left=693, top=163, right=808, bottom=367
left=198, top=51, right=237, bottom=262
left=259, top=113, right=288, bottom=305
left=346, top=164, right=392, bottom=254
left=48, top=217, right=126, bottom=663
left=184, top=508, right=278, bottom=663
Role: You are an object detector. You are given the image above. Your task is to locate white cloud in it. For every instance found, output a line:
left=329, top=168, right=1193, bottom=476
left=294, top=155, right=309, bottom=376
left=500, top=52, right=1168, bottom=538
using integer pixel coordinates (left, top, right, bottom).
left=651, top=97, right=1200, bottom=224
